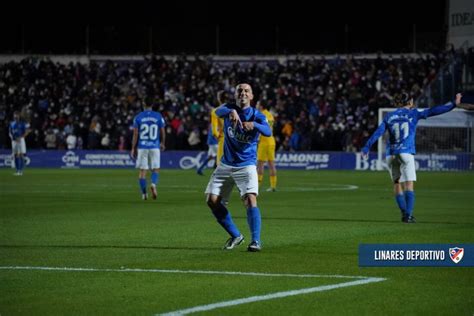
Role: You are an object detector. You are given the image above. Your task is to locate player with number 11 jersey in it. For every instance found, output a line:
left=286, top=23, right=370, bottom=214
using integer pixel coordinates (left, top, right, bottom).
left=362, top=93, right=462, bottom=223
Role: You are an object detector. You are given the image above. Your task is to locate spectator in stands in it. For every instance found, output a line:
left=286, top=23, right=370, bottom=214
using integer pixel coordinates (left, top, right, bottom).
left=66, top=134, right=77, bottom=150
left=0, top=54, right=451, bottom=152
left=44, top=129, right=57, bottom=149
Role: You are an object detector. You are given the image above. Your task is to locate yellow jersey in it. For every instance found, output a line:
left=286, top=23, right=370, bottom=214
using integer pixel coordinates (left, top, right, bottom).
left=211, top=109, right=224, bottom=140
left=258, top=109, right=276, bottom=146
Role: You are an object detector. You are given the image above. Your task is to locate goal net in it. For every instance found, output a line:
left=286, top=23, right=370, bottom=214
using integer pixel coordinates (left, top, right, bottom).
left=376, top=107, right=474, bottom=171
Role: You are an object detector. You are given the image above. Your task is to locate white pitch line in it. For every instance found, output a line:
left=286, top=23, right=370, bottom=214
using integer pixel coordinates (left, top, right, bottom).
left=0, top=266, right=375, bottom=280
left=283, top=185, right=358, bottom=192
left=0, top=266, right=386, bottom=315
left=158, top=277, right=385, bottom=316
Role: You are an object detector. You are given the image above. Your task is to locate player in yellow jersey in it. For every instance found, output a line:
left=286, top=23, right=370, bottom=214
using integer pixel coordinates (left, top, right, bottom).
left=212, top=91, right=227, bottom=165
left=257, top=101, right=277, bottom=192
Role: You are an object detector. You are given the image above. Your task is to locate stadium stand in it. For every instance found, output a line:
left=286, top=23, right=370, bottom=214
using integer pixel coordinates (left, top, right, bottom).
left=0, top=51, right=469, bottom=152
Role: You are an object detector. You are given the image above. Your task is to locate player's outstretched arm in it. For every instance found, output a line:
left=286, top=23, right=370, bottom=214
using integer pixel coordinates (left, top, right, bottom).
left=361, top=122, right=386, bottom=159
left=422, top=93, right=462, bottom=118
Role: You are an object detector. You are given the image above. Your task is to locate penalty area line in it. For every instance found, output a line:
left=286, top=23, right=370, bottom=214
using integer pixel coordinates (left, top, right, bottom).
left=0, top=266, right=386, bottom=315
left=157, top=277, right=385, bottom=316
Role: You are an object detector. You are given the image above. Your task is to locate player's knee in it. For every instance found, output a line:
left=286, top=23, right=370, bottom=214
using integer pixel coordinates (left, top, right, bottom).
left=206, top=194, right=220, bottom=209
left=243, top=194, right=257, bottom=208
left=403, top=181, right=414, bottom=191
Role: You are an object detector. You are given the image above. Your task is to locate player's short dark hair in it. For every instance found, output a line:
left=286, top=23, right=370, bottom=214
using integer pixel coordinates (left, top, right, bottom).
left=257, top=100, right=268, bottom=110
left=394, top=93, right=411, bottom=107
left=143, top=97, right=154, bottom=109
left=217, top=90, right=228, bottom=105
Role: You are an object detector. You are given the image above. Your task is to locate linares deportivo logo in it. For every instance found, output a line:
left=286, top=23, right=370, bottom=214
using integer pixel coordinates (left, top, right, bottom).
left=449, top=247, right=464, bottom=264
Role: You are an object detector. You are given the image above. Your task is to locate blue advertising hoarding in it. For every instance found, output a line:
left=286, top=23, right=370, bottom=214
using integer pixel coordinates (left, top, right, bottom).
left=0, top=150, right=471, bottom=170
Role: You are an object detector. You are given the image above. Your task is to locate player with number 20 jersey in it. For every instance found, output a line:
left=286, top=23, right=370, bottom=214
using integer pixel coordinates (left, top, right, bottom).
left=131, top=103, right=166, bottom=200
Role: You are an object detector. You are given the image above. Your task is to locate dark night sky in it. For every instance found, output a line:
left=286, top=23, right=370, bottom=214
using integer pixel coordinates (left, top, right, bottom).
left=0, top=1, right=448, bottom=55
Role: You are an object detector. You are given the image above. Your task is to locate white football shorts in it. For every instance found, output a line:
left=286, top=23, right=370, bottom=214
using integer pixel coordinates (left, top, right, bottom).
left=207, top=144, right=218, bottom=157
left=387, top=153, right=416, bottom=183
left=136, top=148, right=161, bottom=170
left=11, top=138, right=26, bottom=155
left=205, top=163, right=259, bottom=203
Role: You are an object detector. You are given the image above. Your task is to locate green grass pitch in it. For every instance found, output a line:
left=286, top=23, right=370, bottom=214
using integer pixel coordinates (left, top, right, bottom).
left=0, top=168, right=473, bottom=315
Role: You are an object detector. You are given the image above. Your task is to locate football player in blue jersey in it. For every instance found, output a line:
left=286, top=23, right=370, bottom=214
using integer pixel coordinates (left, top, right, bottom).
left=9, top=111, right=31, bottom=176
left=362, top=93, right=466, bottom=223
left=205, top=83, right=272, bottom=252
left=131, top=100, right=166, bottom=200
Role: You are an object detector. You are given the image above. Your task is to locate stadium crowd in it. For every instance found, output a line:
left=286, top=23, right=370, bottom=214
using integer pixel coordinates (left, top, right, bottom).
left=0, top=51, right=463, bottom=152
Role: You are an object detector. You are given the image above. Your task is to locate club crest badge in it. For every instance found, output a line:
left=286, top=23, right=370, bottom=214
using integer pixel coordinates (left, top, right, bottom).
left=449, top=247, right=464, bottom=264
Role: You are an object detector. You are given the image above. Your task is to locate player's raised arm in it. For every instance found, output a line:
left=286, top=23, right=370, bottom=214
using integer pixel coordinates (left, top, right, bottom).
left=417, top=93, right=463, bottom=119
left=361, top=121, right=387, bottom=159
left=455, top=93, right=474, bottom=110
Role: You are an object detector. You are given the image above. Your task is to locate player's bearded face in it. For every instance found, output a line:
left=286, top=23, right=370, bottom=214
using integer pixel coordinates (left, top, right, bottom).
left=235, top=84, right=253, bottom=107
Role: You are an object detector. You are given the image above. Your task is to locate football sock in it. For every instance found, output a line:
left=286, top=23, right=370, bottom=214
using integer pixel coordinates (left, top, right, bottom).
left=197, top=158, right=210, bottom=173
left=270, top=175, right=277, bottom=189
left=211, top=203, right=241, bottom=238
left=15, top=157, right=20, bottom=172
left=258, top=174, right=263, bottom=184
left=139, top=178, right=147, bottom=194
left=405, top=190, right=415, bottom=216
left=19, top=157, right=24, bottom=171
left=395, top=194, right=406, bottom=215
left=151, top=172, right=159, bottom=185
left=247, top=207, right=261, bottom=242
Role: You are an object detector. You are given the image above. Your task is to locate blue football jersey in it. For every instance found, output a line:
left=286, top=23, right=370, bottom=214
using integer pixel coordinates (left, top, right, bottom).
left=362, top=102, right=456, bottom=155
left=133, top=111, right=165, bottom=149
left=9, top=121, right=29, bottom=139
left=217, top=104, right=269, bottom=167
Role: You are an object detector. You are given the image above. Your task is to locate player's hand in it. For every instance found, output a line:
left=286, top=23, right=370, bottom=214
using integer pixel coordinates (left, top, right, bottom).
left=361, top=152, right=368, bottom=160
left=242, top=122, right=254, bottom=131
left=455, top=93, right=462, bottom=105
left=229, top=110, right=243, bottom=129
left=160, top=143, right=166, bottom=151
left=130, top=148, right=136, bottom=159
